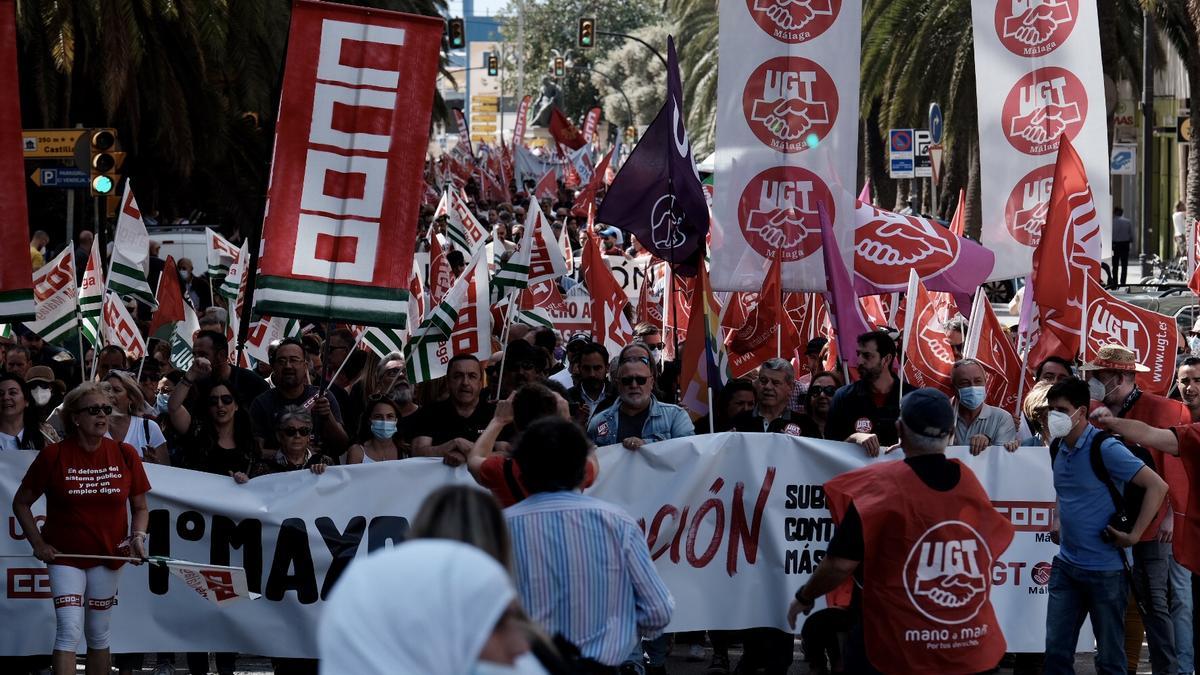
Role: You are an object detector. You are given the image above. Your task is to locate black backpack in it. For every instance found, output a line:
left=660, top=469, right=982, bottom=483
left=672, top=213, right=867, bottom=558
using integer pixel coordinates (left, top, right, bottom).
left=1050, top=431, right=1156, bottom=535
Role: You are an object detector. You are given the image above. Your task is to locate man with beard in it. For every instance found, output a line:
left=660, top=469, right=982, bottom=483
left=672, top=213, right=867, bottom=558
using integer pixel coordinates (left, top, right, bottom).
left=827, top=331, right=906, bottom=456
left=566, top=342, right=612, bottom=422
left=188, top=331, right=268, bottom=412
left=248, top=338, right=347, bottom=457
left=731, top=358, right=802, bottom=436
left=587, top=356, right=692, bottom=449
left=411, top=354, right=495, bottom=466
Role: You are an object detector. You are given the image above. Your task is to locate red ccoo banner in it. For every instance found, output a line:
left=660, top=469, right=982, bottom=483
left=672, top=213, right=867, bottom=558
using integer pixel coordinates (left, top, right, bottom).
left=254, top=1, right=442, bottom=327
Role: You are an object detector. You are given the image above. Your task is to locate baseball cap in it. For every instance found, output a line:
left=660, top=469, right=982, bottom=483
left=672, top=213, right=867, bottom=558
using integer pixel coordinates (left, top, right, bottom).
left=567, top=333, right=592, bottom=347
left=900, top=388, right=955, bottom=438
left=25, top=366, right=54, bottom=384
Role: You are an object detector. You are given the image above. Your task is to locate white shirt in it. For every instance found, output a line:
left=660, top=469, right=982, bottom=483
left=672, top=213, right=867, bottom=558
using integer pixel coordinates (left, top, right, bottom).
left=106, top=417, right=167, bottom=458
left=0, top=430, right=22, bottom=451
left=1174, top=210, right=1189, bottom=238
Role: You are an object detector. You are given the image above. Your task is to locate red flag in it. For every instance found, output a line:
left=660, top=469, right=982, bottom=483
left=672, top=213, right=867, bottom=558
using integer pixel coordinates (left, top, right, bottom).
left=636, top=258, right=666, bottom=326
left=572, top=147, right=613, bottom=217
left=678, top=263, right=723, bottom=420
left=967, top=293, right=1029, bottom=414
left=902, top=271, right=955, bottom=396
left=721, top=292, right=758, bottom=330
left=559, top=143, right=582, bottom=189
left=148, top=257, right=185, bottom=339
left=1082, top=276, right=1179, bottom=395
left=427, top=234, right=453, bottom=305
left=860, top=295, right=889, bottom=329
left=582, top=107, right=602, bottom=143
left=1031, top=137, right=1102, bottom=356
left=534, top=169, right=557, bottom=201
left=580, top=230, right=631, bottom=353
left=1189, top=218, right=1200, bottom=297
left=726, top=255, right=801, bottom=378
left=948, top=188, right=966, bottom=237
left=549, top=107, right=586, bottom=150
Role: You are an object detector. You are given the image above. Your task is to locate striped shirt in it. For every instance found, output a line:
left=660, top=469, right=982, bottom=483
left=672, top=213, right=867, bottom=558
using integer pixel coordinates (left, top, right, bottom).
left=505, top=491, right=674, bottom=666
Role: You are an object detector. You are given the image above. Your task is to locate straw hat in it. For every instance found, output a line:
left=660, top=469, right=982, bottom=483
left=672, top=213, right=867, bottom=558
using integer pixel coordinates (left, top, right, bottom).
left=1079, top=345, right=1149, bottom=373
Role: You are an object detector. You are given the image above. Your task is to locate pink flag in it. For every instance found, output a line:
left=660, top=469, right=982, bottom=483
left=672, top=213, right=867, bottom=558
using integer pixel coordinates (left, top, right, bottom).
left=819, top=201, right=872, bottom=367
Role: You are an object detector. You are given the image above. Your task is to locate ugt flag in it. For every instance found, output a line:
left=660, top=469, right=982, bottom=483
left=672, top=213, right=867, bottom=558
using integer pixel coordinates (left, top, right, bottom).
left=253, top=1, right=442, bottom=327
left=596, top=36, right=709, bottom=275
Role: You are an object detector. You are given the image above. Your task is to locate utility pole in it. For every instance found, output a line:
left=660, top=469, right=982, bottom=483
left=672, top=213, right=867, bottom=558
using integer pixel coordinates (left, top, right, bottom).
left=1140, top=9, right=1155, bottom=266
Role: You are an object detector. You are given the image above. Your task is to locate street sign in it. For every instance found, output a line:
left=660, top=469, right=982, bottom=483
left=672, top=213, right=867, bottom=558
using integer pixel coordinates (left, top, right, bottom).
left=21, top=129, right=87, bottom=158
left=929, top=143, right=944, bottom=184
left=1110, top=144, right=1137, bottom=175
left=29, top=167, right=89, bottom=188
left=889, top=129, right=914, bottom=179
left=914, top=129, right=932, bottom=178
left=928, top=103, right=943, bottom=144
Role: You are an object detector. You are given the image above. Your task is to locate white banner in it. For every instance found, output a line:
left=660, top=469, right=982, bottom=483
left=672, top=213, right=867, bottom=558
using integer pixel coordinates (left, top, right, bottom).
left=972, top=0, right=1111, bottom=280
left=1, top=436, right=1076, bottom=656
left=712, top=0, right=861, bottom=292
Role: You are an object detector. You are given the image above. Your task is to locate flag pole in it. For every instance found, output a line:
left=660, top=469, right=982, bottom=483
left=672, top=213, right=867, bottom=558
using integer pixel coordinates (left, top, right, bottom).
left=1013, top=331, right=1030, bottom=421
left=324, top=328, right=366, bottom=393
left=1077, top=276, right=1090, bottom=362
left=707, top=386, right=715, bottom=434
left=494, top=290, right=518, bottom=398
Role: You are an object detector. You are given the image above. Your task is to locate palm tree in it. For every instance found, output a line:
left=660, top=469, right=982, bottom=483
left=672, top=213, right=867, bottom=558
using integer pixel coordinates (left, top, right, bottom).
left=663, top=0, right=716, bottom=157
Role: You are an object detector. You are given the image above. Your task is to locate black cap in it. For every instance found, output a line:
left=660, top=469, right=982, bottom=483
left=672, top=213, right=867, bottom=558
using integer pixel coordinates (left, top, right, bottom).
left=900, top=388, right=955, bottom=438
left=804, top=337, right=828, bottom=356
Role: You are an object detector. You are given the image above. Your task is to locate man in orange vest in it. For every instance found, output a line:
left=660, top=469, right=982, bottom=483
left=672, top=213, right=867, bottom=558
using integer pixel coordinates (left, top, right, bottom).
left=787, top=387, right=1014, bottom=674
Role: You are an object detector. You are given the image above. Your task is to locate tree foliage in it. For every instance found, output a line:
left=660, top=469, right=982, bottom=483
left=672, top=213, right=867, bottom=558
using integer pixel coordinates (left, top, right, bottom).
left=590, top=23, right=667, bottom=127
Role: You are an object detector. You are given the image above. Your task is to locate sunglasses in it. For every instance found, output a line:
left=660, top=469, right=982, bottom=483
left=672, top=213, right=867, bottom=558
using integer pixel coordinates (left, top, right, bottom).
left=620, top=375, right=649, bottom=386
left=81, top=404, right=113, bottom=417
left=208, top=394, right=235, bottom=406
left=810, top=385, right=838, bottom=397
left=281, top=426, right=312, bottom=437
left=619, top=356, right=650, bottom=366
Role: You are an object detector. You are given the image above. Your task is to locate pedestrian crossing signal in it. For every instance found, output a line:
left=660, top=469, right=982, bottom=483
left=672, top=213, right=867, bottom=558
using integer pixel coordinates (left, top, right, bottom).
left=448, top=18, right=465, bottom=49
left=578, top=18, right=595, bottom=48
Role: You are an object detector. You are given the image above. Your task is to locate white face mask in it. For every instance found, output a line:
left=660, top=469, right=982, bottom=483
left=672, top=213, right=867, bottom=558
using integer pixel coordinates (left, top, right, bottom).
left=31, top=387, right=51, bottom=406
left=1189, top=336, right=1200, bottom=356
left=1087, top=377, right=1109, bottom=402
left=1047, top=410, right=1075, bottom=440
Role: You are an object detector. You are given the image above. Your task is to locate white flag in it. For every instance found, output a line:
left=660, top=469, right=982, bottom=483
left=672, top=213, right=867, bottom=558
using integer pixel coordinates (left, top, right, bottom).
left=80, top=236, right=104, bottom=347
left=102, top=292, right=147, bottom=360
left=154, top=558, right=259, bottom=605
left=170, top=301, right=201, bottom=371
left=25, top=248, right=78, bottom=343
left=205, top=228, right=240, bottom=282
left=108, top=183, right=158, bottom=309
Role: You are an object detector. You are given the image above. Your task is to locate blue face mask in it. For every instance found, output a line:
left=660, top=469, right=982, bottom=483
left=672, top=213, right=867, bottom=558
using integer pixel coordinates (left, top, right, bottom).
left=370, top=419, right=398, bottom=439
left=155, top=393, right=170, bottom=415
left=957, top=386, right=986, bottom=410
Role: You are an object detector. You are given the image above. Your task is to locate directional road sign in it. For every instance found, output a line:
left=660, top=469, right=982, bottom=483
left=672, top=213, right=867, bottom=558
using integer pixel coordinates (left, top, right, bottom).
left=928, top=103, right=944, bottom=144
left=29, top=167, right=89, bottom=188
left=889, top=129, right=914, bottom=179
left=22, top=129, right=87, bottom=158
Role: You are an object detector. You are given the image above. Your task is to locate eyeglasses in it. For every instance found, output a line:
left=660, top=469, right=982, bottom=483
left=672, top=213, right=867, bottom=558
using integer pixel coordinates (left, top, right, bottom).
left=208, top=394, right=235, bottom=406
left=81, top=404, right=113, bottom=417
left=619, top=376, right=649, bottom=386
left=280, top=426, right=312, bottom=437
left=810, top=385, right=838, bottom=397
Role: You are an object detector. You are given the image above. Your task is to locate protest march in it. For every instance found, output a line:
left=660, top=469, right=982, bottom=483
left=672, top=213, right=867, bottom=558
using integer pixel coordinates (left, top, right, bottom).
left=3, top=0, right=1200, bottom=674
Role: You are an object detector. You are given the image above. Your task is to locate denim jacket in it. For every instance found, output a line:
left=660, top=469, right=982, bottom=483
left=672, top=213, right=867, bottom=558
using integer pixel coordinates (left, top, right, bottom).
left=587, top=397, right=695, bottom=446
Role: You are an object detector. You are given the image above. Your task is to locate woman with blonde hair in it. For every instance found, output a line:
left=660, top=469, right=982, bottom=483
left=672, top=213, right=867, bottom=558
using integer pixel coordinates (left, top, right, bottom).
left=12, top=381, right=150, bottom=675
left=102, top=370, right=169, bottom=465
left=1018, top=380, right=1054, bottom=447
left=410, top=485, right=513, bottom=568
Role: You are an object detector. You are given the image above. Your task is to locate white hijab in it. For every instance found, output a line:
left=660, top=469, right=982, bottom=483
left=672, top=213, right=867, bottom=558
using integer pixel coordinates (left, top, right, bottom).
left=319, top=540, right=516, bottom=675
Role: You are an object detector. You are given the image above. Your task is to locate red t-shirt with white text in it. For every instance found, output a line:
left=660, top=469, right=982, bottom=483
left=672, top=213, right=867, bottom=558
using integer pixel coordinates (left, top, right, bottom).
left=20, top=437, right=151, bottom=569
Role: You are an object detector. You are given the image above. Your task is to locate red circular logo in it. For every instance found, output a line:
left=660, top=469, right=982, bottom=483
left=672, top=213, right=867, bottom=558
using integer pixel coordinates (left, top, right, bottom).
left=903, top=521, right=994, bottom=625
left=1032, top=561, right=1053, bottom=586
left=1003, top=165, right=1056, bottom=247
left=854, top=212, right=961, bottom=291
left=1001, top=67, right=1088, bottom=155
left=745, top=0, right=841, bottom=43
left=1084, top=293, right=1161, bottom=371
left=737, top=166, right=830, bottom=262
left=993, top=0, right=1079, bottom=57
left=742, top=57, right=839, bottom=153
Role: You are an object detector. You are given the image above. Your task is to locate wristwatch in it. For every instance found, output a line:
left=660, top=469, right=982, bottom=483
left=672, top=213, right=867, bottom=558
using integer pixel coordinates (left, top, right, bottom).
left=794, top=584, right=811, bottom=604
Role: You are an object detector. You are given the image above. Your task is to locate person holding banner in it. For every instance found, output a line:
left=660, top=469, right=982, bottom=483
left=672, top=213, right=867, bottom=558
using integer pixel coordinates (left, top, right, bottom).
left=826, top=331, right=906, bottom=455
left=788, top=388, right=1013, bottom=674
left=250, top=406, right=332, bottom=478
left=12, top=382, right=150, bottom=675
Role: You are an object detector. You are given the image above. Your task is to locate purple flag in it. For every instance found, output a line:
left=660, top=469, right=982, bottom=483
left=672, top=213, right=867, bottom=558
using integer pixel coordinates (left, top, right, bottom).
left=595, top=36, right=708, bottom=275
left=819, top=201, right=872, bottom=367
left=852, top=200, right=995, bottom=296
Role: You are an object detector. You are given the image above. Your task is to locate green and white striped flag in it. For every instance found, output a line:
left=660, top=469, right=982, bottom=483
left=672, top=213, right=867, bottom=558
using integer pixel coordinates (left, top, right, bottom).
left=205, top=227, right=239, bottom=282
left=363, top=327, right=406, bottom=359
left=25, top=247, right=78, bottom=343
left=492, top=201, right=538, bottom=290
left=79, top=236, right=104, bottom=347
left=218, top=240, right=249, bottom=301
left=107, top=182, right=158, bottom=310
left=444, top=188, right=490, bottom=255
left=169, top=301, right=201, bottom=371
left=0, top=324, right=11, bottom=339
left=406, top=247, right=488, bottom=383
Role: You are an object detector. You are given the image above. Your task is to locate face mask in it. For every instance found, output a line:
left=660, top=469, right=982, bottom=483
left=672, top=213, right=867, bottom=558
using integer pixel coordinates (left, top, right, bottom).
left=553, top=346, right=566, bottom=362
left=1189, top=336, right=1200, bottom=355
left=649, top=347, right=662, bottom=364
left=179, top=270, right=191, bottom=282
left=1047, top=410, right=1075, bottom=440
left=31, top=387, right=51, bottom=406
left=957, top=386, right=986, bottom=410
left=155, top=393, right=170, bottom=415
left=1087, top=377, right=1109, bottom=402
left=370, top=419, right=398, bottom=439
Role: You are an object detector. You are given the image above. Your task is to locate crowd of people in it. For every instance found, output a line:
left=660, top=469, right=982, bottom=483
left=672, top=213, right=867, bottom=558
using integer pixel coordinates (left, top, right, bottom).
left=8, top=188, right=1200, bottom=675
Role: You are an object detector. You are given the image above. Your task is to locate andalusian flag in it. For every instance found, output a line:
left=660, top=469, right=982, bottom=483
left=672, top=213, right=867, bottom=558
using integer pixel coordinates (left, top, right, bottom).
left=107, top=182, right=158, bottom=309
left=492, top=202, right=538, bottom=289
left=25, top=247, right=78, bottom=343
left=406, top=247, right=487, bottom=382
left=79, top=236, right=104, bottom=347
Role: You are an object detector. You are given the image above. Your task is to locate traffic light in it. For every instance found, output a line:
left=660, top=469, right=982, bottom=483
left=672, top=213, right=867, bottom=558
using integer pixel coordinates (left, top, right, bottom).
left=554, top=57, right=565, bottom=78
left=89, top=129, right=121, bottom=197
left=486, top=53, right=498, bottom=77
left=578, top=18, right=595, bottom=48
left=448, top=18, right=465, bottom=48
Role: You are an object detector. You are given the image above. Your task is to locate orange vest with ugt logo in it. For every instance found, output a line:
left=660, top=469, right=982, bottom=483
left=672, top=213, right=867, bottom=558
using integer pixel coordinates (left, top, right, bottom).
left=825, top=458, right=1014, bottom=675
